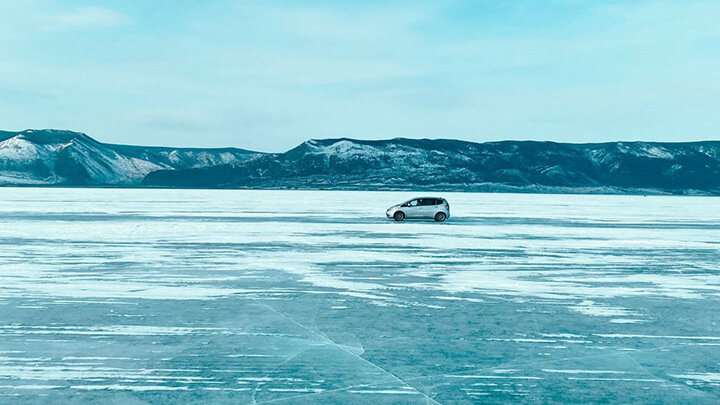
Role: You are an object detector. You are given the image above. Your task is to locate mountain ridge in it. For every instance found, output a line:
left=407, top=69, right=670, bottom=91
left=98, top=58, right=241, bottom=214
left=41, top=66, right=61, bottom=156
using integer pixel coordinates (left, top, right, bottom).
left=0, top=129, right=260, bottom=186
left=1, top=129, right=720, bottom=194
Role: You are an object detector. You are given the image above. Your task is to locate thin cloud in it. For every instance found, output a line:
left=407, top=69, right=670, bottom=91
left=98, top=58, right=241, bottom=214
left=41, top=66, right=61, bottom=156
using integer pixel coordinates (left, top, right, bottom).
left=40, top=7, right=128, bottom=30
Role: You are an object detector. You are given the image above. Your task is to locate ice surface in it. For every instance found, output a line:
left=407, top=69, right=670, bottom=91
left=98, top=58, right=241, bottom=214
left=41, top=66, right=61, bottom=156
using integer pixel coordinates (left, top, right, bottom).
left=0, top=189, right=719, bottom=403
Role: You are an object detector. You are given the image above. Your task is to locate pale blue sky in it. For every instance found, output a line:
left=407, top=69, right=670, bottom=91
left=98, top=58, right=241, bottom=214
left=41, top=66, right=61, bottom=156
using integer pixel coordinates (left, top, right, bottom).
left=1, top=0, right=719, bottom=151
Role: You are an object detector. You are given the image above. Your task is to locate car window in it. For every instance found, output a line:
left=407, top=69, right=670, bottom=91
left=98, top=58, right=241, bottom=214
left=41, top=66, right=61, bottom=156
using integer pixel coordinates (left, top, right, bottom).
left=435, top=199, right=443, bottom=205
left=408, top=200, right=419, bottom=207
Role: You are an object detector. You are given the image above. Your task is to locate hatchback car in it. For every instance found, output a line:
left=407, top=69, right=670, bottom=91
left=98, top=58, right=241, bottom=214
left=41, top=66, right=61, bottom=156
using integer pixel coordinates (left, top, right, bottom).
left=386, top=197, right=450, bottom=222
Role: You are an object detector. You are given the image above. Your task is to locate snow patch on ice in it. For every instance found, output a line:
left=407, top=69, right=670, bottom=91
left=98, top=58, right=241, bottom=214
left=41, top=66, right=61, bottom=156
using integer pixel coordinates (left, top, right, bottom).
left=569, top=300, right=640, bottom=318
left=670, top=373, right=720, bottom=383
left=542, top=369, right=625, bottom=374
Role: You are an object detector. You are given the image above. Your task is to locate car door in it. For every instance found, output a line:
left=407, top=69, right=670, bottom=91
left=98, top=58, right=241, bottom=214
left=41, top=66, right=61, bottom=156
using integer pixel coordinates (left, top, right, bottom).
left=403, top=199, right=421, bottom=218
left=420, top=198, right=437, bottom=218
left=414, top=198, right=429, bottom=218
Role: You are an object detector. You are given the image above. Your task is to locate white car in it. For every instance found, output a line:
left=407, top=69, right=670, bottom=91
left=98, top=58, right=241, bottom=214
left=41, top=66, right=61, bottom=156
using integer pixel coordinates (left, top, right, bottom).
left=386, top=197, right=450, bottom=222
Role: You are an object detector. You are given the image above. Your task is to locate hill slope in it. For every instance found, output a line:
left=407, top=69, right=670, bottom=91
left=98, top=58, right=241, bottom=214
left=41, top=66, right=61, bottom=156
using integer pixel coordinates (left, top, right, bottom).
left=0, top=129, right=261, bottom=185
left=2, top=130, right=720, bottom=194
left=143, top=137, right=720, bottom=194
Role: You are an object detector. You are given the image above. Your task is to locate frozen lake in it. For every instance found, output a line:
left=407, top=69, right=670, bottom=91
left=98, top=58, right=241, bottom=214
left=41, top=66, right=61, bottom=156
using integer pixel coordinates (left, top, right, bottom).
left=1, top=188, right=719, bottom=404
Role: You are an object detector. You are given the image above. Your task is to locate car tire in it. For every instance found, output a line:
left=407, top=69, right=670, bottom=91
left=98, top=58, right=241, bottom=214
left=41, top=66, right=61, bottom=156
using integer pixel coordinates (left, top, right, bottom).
left=434, top=212, right=446, bottom=222
left=394, top=211, right=405, bottom=221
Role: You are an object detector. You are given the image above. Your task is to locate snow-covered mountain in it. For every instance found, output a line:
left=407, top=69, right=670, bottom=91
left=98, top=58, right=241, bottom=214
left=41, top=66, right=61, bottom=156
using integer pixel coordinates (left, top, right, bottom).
left=0, top=129, right=260, bottom=185
left=2, top=130, right=720, bottom=194
left=144, top=137, right=720, bottom=194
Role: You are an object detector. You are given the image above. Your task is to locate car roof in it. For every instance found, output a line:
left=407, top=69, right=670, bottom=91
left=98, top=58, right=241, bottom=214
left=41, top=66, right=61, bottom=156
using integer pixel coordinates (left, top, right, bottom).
left=404, top=197, right=446, bottom=202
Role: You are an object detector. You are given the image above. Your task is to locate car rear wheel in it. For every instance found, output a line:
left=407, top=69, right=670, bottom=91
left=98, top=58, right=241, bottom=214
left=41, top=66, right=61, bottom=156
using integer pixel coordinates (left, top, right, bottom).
left=434, top=212, right=446, bottom=222
left=393, top=211, right=405, bottom=221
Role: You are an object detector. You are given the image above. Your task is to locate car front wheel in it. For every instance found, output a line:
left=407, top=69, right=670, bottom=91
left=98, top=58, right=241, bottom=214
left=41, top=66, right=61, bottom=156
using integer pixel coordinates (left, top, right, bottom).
left=434, top=212, right=446, bottom=222
left=394, top=211, right=405, bottom=221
